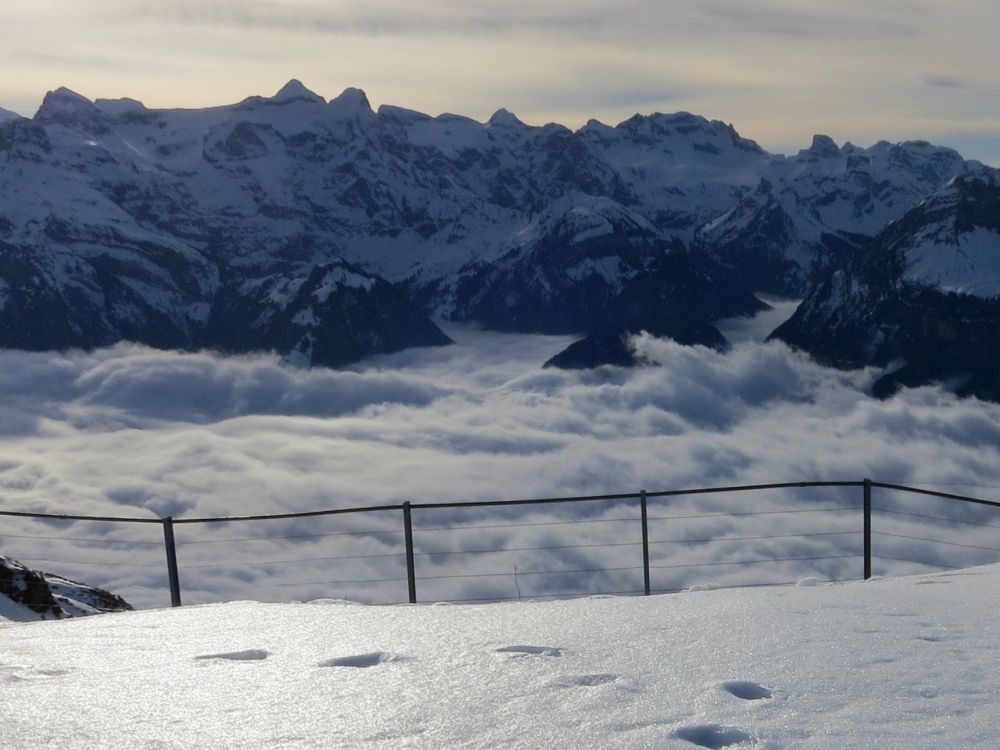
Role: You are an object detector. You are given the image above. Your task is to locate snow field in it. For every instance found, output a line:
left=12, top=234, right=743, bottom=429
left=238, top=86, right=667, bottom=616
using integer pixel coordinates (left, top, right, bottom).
left=2, top=565, right=999, bottom=748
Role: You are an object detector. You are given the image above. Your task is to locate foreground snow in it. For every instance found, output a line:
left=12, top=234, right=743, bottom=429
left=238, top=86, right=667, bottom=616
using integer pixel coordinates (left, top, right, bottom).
left=2, top=566, right=998, bottom=749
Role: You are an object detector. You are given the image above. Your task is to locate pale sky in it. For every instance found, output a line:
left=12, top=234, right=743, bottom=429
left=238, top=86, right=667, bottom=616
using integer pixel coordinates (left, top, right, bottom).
left=2, top=0, right=999, bottom=164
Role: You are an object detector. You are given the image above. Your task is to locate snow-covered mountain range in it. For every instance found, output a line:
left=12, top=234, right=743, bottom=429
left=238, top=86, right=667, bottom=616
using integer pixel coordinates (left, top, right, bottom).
left=1, top=80, right=997, bottom=393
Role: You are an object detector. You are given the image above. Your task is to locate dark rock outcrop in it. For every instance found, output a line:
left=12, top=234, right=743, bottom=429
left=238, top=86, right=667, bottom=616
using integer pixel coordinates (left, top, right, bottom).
left=0, top=555, right=132, bottom=620
left=544, top=321, right=728, bottom=370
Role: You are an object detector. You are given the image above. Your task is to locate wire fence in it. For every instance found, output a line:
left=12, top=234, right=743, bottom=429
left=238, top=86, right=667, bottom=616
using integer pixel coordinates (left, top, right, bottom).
left=1, top=479, right=998, bottom=609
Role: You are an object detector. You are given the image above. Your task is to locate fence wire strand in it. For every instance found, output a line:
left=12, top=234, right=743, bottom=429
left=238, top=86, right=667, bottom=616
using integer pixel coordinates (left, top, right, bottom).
left=3, top=479, right=997, bottom=607
left=873, top=531, right=1000, bottom=554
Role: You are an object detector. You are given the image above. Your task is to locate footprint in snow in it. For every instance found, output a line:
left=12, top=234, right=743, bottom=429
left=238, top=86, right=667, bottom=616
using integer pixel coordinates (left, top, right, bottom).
left=548, top=673, right=618, bottom=688
left=721, top=680, right=773, bottom=700
left=494, top=645, right=564, bottom=658
left=195, top=649, right=269, bottom=662
left=671, top=724, right=755, bottom=748
left=0, top=666, right=71, bottom=683
left=318, top=651, right=406, bottom=668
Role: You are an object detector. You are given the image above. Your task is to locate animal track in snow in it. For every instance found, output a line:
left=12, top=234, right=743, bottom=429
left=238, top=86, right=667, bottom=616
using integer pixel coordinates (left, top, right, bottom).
left=0, top=665, right=71, bottom=683
left=721, top=680, right=772, bottom=700
left=494, top=645, right=564, bottom=657
left=194, top=649, right=269, bottom=662
left=318, top=651, right=405, bottom=668
left=548, top=673, right=618, bottom=688
left=670, top=724, right=754, bottom=748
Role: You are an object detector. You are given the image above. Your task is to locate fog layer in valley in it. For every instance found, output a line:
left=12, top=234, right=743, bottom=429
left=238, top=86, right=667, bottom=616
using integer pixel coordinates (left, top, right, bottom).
left=2, top=309, right=1000, bottom=609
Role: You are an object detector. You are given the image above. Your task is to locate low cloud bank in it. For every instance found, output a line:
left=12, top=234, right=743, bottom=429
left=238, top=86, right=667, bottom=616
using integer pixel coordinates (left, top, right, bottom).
left=2, top=327, right=999, bottom=608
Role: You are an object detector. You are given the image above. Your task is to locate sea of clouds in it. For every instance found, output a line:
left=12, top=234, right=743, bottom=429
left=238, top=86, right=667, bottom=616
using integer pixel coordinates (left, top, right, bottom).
left=2, top=312, right=1000, bottom=609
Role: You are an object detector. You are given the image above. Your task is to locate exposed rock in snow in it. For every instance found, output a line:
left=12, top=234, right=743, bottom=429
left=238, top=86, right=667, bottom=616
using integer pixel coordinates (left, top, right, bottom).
left=543, top=321, right=727, bottom=370
left=0, top=555, right=132, bottom=621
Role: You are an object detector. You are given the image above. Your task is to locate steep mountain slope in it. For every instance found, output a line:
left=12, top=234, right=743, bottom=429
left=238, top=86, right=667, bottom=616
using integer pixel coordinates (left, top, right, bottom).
left=443, top=197, right=764, bottom=333
left=698, top=136, right=974, bottom=295
left=772, top=168, right=1000, bottom=399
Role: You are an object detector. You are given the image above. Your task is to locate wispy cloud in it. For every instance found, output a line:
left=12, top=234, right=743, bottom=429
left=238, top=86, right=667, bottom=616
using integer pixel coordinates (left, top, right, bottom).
left=122, top=0, right=607, bottom=37
left=120, top=0, right=923, bottom=45
left=924, top=76, right=968, bottom=89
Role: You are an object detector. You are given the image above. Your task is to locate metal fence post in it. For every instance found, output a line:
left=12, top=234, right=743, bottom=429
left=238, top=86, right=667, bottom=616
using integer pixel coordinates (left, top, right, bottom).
left=640, top=490, right=651, bottom=596
left=863, top=478, right=872, bottom=580
left=162, top=516, right=182, bottom=607
left=403, top=502, right=417, bottom=603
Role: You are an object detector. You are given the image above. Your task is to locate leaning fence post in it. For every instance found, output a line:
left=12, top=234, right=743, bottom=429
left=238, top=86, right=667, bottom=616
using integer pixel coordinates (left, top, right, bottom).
left=863, top=478, right=872, bottom=580
left=640, top=490, right=651, bottom=596
left=403, top=502, right=417, bottom=604
left=162, top=516, right=182, bottom=607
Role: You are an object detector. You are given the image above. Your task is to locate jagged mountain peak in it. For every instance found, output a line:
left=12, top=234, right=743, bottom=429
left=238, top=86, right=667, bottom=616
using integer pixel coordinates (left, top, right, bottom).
left=35, top=86, right=96, bottom=117
left=33, top=86, right=108, bottom=133
left=801, top=134, right=841, bottom=159
left=329, top=87, right=373, bottom=115
left=46, top=86, right=92, bottom=103
left=577, top=119, right=617, bottom=143
left=272, top=79, right=325, bottom=104
left=620, top=110, right=709, bottom=131
left=612, top=110, right=765, bottom=154
left=487, top=107, right=524, bottom=128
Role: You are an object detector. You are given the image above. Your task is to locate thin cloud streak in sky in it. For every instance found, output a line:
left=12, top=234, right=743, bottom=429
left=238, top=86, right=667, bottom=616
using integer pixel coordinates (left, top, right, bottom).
left=123, top=0, right=608, bottom=37
left=121, top=0, right=920, bottom=42
left=924, top=76, right=968, bottom=89
left=680, top=0, right=923, bottom=40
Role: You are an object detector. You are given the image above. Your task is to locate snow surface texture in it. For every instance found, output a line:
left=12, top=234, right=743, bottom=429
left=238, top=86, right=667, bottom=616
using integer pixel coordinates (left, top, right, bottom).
left=2, top=310, right=1000, bottom=610
left=1, top=565, right=999, bottom=748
